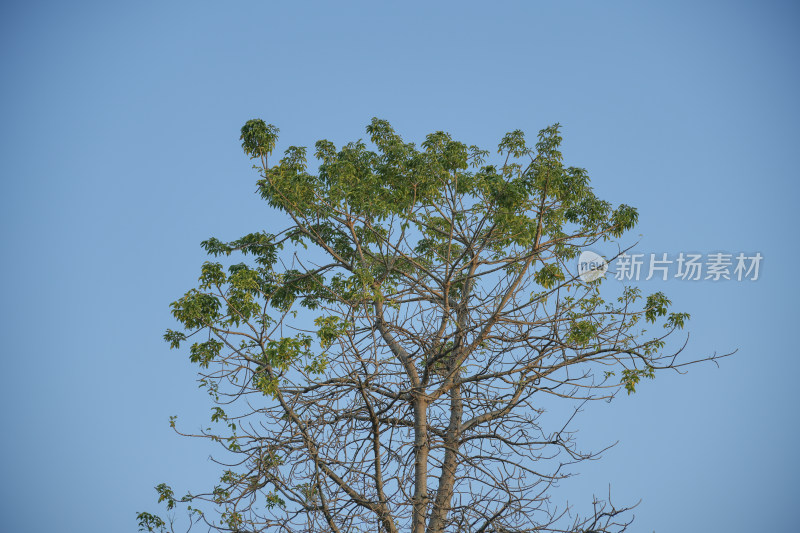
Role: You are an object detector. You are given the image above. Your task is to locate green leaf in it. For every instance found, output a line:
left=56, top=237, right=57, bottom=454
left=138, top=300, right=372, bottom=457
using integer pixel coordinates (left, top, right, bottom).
left=240, top=119, right=279, bottom=160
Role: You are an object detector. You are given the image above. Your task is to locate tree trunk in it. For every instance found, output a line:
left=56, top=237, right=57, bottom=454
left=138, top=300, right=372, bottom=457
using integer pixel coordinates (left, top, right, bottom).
left=412, top=396, right=429, bottom=533
left=427, top=382, right=462, bottom=533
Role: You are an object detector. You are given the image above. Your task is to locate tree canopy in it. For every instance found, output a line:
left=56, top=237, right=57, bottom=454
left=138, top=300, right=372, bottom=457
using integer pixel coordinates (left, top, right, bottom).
left=139, top=118, right=720, bottom=533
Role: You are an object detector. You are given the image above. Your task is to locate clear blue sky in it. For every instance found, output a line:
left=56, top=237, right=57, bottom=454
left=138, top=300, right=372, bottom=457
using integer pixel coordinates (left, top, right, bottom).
left=1, top=1, right=797, bottom=531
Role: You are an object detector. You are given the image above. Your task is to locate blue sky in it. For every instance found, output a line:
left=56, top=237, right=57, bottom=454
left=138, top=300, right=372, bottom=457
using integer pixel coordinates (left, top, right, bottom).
left=1, top=1, right=797, bottom=531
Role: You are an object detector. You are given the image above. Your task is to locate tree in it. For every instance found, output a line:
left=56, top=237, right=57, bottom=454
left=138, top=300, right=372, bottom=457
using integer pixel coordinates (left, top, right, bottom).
left=139, top=118, right=723, bottom=533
